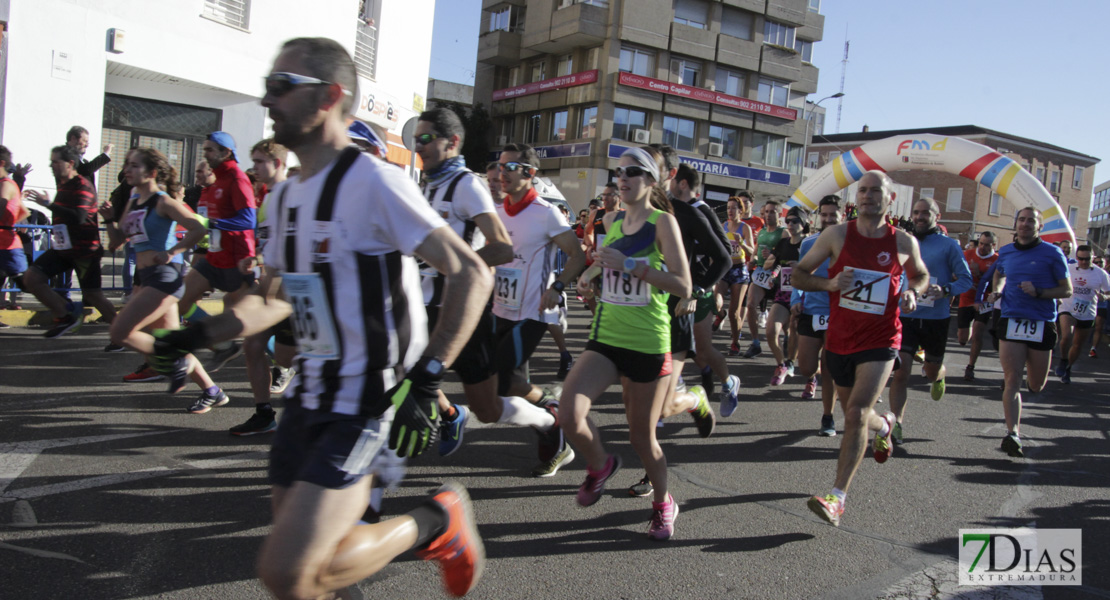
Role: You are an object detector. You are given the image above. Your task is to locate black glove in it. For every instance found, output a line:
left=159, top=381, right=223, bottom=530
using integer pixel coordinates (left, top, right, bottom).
left=387, top=356, right=443, bottom=458
left=150, top=323, right=210, bottom=374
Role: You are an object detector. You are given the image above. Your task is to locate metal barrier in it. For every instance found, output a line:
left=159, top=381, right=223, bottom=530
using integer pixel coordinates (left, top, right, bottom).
left=1, top=224, right=132, bottom=293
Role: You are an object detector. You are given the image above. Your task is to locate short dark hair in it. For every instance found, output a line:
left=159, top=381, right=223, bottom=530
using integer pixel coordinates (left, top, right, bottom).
left=674, top=163, right=700, bottom=190
left=51, top=144, right=81, bottom=166
left=604, top=181, right=619, bottom=191
left=251, top=138, right=288, bottom=165
left=978, top=231, right=997, bottom=243
left=419, top=107, right=465, bottom=143
left=501, top=143, right=539, bottom=173
left=1077, top=244, right=1092, bottom=254
left=650, top=144, right=680, bottom=173
left=66, top=126, right=88, bottom=142
left=279, top=37, right=359, bottom=114
left=0, top=145, right=11, bottom=169
left=735, top=190, right=755, bottom=201
left=818, top=194, right=842, bottom=210
left=763, top=199, right=782, bottom=209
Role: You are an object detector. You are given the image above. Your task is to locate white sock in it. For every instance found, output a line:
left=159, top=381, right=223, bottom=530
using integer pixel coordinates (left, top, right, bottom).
left=831, top=488, right=846, bottom=503
left=497, top=396, right=555, bottom=429
left=878, top=418, right=891, bottom=438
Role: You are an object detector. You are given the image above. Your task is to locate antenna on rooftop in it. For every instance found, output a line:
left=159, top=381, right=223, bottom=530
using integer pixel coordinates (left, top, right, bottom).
left=836, top=31, right=849, bottom=134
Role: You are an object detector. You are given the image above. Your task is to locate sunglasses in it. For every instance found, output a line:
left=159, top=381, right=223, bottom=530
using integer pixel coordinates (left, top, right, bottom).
left=1077, top=255, right=1092, bottom=261
left=498, top=162, right=534, bottom=172
left=413, top=133, right=442, bottom=146
left=614, top=166, right=648, bottom=178
left=785, top=218, right=803, bottom=225
left=264, top=72, right=346, bottom=98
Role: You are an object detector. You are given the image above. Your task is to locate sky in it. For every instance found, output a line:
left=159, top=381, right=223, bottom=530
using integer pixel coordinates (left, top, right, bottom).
left=430, top=0, right=1110, bottom=185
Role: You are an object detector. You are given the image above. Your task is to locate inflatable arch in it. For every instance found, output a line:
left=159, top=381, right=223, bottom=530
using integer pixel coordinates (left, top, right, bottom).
left=786, top=134, right=1076, bottom=245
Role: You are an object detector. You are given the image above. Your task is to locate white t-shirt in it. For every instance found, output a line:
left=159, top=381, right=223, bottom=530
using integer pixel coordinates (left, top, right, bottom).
left=420, top=170, right=496, bottom=306
left=492, top=195, right=571, bottom=324
left=265, top=151, right=446, bottom=416
left=1060, top=265, right=1110, bottom=321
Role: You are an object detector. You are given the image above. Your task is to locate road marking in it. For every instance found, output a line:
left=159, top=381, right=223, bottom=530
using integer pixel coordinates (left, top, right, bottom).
left=0, top=541, right=87, bottom=563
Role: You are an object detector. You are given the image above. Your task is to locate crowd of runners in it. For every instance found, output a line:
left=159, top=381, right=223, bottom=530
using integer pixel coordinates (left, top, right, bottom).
left=1, top=37, right=1105, bottom=599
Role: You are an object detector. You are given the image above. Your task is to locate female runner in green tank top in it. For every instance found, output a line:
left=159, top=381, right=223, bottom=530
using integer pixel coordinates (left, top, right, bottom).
left=560, top=147, right=691, bottom=541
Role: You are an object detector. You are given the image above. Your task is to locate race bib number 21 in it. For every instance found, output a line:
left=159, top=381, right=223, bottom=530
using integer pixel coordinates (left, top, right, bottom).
left=839, top=268, right=891, bottom=315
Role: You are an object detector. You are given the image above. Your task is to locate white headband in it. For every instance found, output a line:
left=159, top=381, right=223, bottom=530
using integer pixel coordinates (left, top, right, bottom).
left=620, top=147, right=660, bottom=183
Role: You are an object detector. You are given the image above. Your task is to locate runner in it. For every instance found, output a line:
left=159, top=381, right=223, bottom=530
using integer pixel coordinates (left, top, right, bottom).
left=562, top=147, right=691, bottom=540
left=717, top=196, right=754, bottom=355
left=0, top=145, right=29, bottom=329
left=1054, top=245, right=1109, bottom=383
left=413, top=107, right=513, bottom=457
left=990, top=207, right=1071, bottom=458
left=958, top=231, right=999, bottom=381
left=1092, top=256, right=1108, bottom=358
left=886, top=198, right=972, bottom=444
left=765, top=206, right=808, bottom=386
left=150, top=37, right=489, bottom=598
left=742, top=201, right=785, bottom=358
left=793, top=171, right=929, bottom=527
left=791, top=195, right=843, bottom=435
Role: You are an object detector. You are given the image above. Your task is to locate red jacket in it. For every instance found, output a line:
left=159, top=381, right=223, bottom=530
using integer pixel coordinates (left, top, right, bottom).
left=199, top=160, right=256, bottom=268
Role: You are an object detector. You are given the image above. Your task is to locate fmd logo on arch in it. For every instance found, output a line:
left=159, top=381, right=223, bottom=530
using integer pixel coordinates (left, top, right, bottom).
left=896, top=138, right=949, bottom=154
left=959, top=528, right=1081, bottom=586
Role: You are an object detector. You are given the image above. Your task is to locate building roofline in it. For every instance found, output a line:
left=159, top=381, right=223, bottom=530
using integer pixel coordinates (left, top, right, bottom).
left=813, top=125, right=1100, bottom=165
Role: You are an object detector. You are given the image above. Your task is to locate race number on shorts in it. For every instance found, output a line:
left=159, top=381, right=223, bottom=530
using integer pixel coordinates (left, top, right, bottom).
left=752, top=267, right=775, bottom=290
left=494, top=266, right=522, bottom=310
left=1006, top=318, right=1044, bottom=343
left=779, top=266, right=794, bottom=292
left=839, top=268, right=891, bottom=315
left=51, top=224, right=72, bottom=250
left=601, top=259, right=650, bottom=306
left=978, top=301, right=994, bottom=314
left=283, top=273, right=341, bottom=359
left=916, top=277, right=939, bottom=308
left=812, top=313, right=829, bottom=331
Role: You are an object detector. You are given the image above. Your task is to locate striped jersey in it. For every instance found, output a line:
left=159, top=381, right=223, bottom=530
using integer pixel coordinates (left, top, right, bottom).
left=420, top=169, right=496, bottom=307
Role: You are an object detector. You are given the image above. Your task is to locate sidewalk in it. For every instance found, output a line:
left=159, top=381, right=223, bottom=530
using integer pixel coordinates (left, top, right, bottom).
left=0, top=294, right=227, bottom=329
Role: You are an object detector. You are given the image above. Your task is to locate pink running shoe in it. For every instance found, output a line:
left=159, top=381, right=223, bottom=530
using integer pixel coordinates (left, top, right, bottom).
left=807, top=493, right=844, bottom=527
left=801, top=376, right=818, bottom=399
left=647, top=493, right=679, bottom=541
left=770, top=364, right=788, bottom=386
left=576, top=454, right=621, bottom=507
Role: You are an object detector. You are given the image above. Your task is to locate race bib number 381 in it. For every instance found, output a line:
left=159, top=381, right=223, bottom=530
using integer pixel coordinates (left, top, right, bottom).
left=283, top=273, right=341, bottom=359
left=839, top=268, right=891, bottom=315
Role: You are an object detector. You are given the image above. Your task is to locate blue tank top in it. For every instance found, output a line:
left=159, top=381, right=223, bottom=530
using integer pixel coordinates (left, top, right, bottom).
left=120, top=192, right=181, bottom=260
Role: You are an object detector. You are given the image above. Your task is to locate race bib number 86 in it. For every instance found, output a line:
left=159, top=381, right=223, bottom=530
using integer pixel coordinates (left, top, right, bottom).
left=283, top=273, right=341, bottom=359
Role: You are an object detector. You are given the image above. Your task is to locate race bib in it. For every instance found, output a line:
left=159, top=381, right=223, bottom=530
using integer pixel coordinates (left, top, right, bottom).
left=1072, top=300, right=1095, bottom=320
left=601, top=259, right=650, bottom=306
left=1006, top=318, right=1044, bottom=343
left=779, top=267, right=794, bottom=292
left=727, top=233, right=743, bottom=260
left=595, top=233, right=606, bottom=248
left=51, top=224, right=72, bottom=250
left=283, top=273, right=341, bottom=359
left=812, top=313, right=829, bottom=331
left=198, top=206, right=222, bottom=252
left=494, top=267, right=522, bottom=309
left=120, top=208, right=149, bottom=244
left=978, top=301, right=994, bottom=314
left=839, top=268, right=891, bottom=315
left=916, top=276, right=939, bottom=308
left=752, top=267, right=775, bottom=290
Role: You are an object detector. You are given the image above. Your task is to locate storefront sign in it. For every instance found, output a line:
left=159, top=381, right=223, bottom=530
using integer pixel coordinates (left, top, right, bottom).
left=493, top=70, right=599, bottom=101
left=490, top=141, right=592, bottom=161
left=617, top=72, right=798, bottom=121
left=608, top=143, right=792, bottom=185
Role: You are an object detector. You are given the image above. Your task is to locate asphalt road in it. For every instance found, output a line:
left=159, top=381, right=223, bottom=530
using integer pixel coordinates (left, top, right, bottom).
left=1, top=306, right=1107, bottom=600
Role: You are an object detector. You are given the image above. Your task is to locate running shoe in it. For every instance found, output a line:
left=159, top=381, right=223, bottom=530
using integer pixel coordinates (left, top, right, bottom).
left=728, top=342, right=741, bottom=357
left=818, top=414, right=836, bottom=437
left=577, top=453, right=621, bottom=507
left=104, top=342, right=126, bottom=352
left=0, top=320, right=8, bottom=329
left=770, top=364, right=788, bottom=386
left=807, top=494, right=845, bottom=527
left=556, top=352, right=573, bottom=380
left=1090, top=348, right=1098, bottom=358
left=439, top=404, right=469, bottom=457
left=718, top=374, right=740, bottom=418
left=167, top=357, right=191, bottom=394
left=1001, top=432, right=1023, bottom=458
left=628, top=474, right=653, bottom=497
left=757, top=310, right=768, bottom=328
left=688, top=385, right=715, bottom=438
left=712, top=313, right=724, bottom=331
left=892, top=421, right=904, bottom=446
left=187, top=388, right=228, bottom=413
left=647, top=493, right=679, bottom=541
left=873, top=411, right=896, bottom=463
left=802, top=376, right=818, bottom=399
left=205, top=341, right=243, bottom=373
left=229, top=409, right=277, bottom=436
left=1054, top=359, right=1068, bottom=378
left=43, top=313, right=82, bottom=339
left=123, top=364, right=164, bottom=383
left=535, top=402, right=562, bottom=462
left=539, top=385, right=561, bottom=408
left=269, top=366, right=296, bottom=394
left=964, top=365, right=975, bottom=382
left=415, top=482, right=485, bottom=598
left=742, top=342, right=762, bottom=358
left=931, top=376, right=946, bottom=401
left=913, top=348, right=925, bottom=363
left=784, top=360, right=795, bottom=377
left=1061, top=367, right=1071, bottom=385
left=533, top=443, right=575, bottom=478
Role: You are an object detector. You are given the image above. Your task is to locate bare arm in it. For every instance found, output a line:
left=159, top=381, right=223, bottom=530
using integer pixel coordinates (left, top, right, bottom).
left=204, top=267, right=293, bottom=342
left=158, top=195, right=208, bottom=260
left=541, top=229, right=586, bottom=310
left=415, top=227, right=495, bottom=365
left=897, top=231, right=930, bottom=295
left=471, top=212, right=513, bottom=267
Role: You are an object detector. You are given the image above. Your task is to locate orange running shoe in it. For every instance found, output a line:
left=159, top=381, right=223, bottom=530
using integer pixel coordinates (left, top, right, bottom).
left=416, top=482, right=485, bottom=597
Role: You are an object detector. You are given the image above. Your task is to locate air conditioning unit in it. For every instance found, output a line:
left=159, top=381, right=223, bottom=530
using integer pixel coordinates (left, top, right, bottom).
left=708, top=142, right=724, bottom=157
left=496, top=135, right=509, bottom=146
left=632, top=128, right=650, bottom=144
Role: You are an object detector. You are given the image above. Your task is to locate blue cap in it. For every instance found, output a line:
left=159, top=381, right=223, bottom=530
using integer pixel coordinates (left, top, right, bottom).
left=347, top=120, right=388, bottom=156
left=206, top=131, right=239, bottom=163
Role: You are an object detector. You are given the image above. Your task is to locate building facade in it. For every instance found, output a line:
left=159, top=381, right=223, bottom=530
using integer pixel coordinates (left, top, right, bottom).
left=474, top=0, right=825, bottom=210
left=809, top=126, right=1099, bottom=245
left=1091, top=180, right=1110, bottom=255
left=0, top=0, right=431, bottom=199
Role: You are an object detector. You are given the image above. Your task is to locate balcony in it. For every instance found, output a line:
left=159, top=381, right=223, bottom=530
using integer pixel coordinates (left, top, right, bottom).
left=717, top=34, right=761, bottom=72
left=766, top=0, right=808, bottom=27
left=478, top=29, right=523, bottom=66
left=482, top=0, right=526, bottom=9
left=670, top=22, right=716, bottom=61
left=800, top=8, right=825, bottom=42
left=760, top=44, right=802, bottom=83
left=794, top=63, right=819, bottom=94
left=526, top=1, right=609, bottom=55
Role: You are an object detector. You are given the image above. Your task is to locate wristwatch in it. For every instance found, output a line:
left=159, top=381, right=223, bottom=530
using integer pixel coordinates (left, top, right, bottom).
left=551, top=280, right=566, bottom=293
left=691, top=286, right=707, bottom=298
left=942, top=285, right=952, bottom=297
left=623, top=256, right=638, bottom=273
left=415, top=356, right=445, bottom=379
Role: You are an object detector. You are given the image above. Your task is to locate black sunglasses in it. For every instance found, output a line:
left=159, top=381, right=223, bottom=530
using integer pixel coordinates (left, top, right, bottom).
left=785, top=218, right=803, bottom=225
left=1077, top=255, right=1092, bottom=261
left=264, top=72, right=340, bottom=97
left=413, top=133, right=443, bottom=146
left=615, top=166, right=647, bottom=178
left=499, top=162, right=534, bottom=173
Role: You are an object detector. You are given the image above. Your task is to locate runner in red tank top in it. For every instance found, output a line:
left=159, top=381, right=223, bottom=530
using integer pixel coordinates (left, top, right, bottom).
left=791, top=170, right=929, bottom=527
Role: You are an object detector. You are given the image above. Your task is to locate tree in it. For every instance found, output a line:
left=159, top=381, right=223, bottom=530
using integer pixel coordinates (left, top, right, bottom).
left=445, top=102, right=492, bottom=172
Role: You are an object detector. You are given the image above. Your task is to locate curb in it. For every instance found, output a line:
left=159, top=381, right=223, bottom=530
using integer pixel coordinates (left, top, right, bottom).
left=0, top=298, right=226, bottom=329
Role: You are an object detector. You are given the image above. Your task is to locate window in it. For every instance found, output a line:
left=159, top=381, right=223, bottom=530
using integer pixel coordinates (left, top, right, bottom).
left=1050, top=170, right=1060, bottom=193
left=619, top=47, right=655, bottom=76
left=920, top=188, right=935, bottom=200
left=203, top=0, right=250, bottom=30
left=788, top=91, right=807, bottom=116
left=508, top=66, right=521, bottom=87
left=808, top=0, right=821, bottom=13
left=580, top=106, right=598, bottom=138
left=489, top=6, right=522, bottom=33
left=663, top=116, right=696, bottom=151
left=708, top=125, right=739, bottom=159
left=786, top=143, right=804, bottom=175
left=989, top=192, right=1002, bottom=216
left=751, top=133, right=786, bottom=169
left=354, top=0, right=380, bottom=80
left=721, top=6, right=754, bottom=39
left=673, top=0, right=709, bottom=29
left=552, top=110, right=568, bottom=141
left=806, top=152, right=819, bottom=169
left=523, top=113, right=541, bottom=143
left=716, top=69, right=746, bottom=97
left=794, top=38, right=814, bottom=63
left=560, top=0, right=609, bottom=7
left=1069, top=206, right=1079, bottom=227
left=613, top=106, right=647, bottom=141
left=1073, top=166, right=1084, bottom=189
left=763, top=20, right=796, bottom=48
left=670, top=57, right=701, bottom=87
left=947, top=188, right=963, bottom=213
left=757, top=77, right=790, bottom=107
left=499, top=118, right=514, bottom=143
left=531, top=61, right=545, bottom=83
left=557, top=54, right=573, bottom=77
left=1035, top=166, right=1045, bottom=184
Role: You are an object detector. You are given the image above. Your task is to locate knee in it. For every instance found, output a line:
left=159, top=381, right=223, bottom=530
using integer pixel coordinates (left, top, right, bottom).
left=257, top=562, right=315, bottom=600
left=842, top=405, right=868, bottom=428
left=468, top=394, right=501, bottom=424
left=108, top=323, right=130, bottom=346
